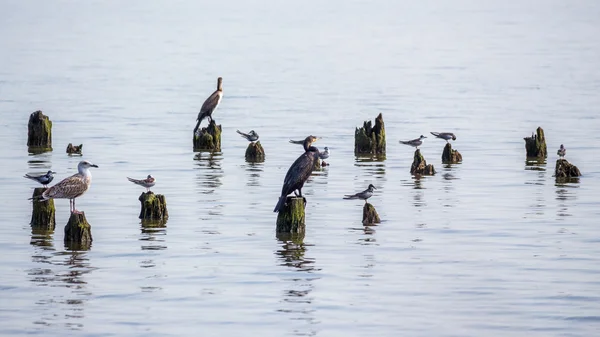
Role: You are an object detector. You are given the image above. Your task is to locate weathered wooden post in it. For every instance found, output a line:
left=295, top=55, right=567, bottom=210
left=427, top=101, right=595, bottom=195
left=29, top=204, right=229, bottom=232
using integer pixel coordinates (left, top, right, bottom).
left=64, top=212, right=92, bottom=247
left=245, top=141, right=265, bottom=162
left=66, top=143, right=83, bottom=155
left=363, top=203, right=380, bottom=225
left=27, top=110, right=53, bottom=153
left=411, top=149, right=435, bottom=175
left=138, top=191, right=169, bottom=221
left=555, top=159, right=581, bottom=179
left=524, top=127, right=547, bottom=158
left=276, top=197, right=306, bottom=234
left=193, top=120, right=222, bottom=151
left=355, top=113, right=386, bottom=156
left=441, top=143, right=462, bottom=164
left=30, top=187, right=55, bottom=230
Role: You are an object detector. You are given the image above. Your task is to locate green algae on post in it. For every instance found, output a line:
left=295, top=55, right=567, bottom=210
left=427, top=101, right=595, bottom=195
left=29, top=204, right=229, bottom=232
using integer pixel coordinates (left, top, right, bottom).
left=276, top=196, right=306, bottom=234
left=193, top=119, right=222, bottom=152
left=64, top=212, right=92, bottom=246
left=30, top=187, right=55, bottom=230
left=245, top=141, right=265, bottom=162
left=138, top=191, right=169, bottom=221
left=554, top=159, right=581, bottom=179
left=524, top=127, right=547, bottom=158
left=354, top=113, right=386, bottom=156
left=27, top=110, right=53, bottom=153
left=362, top=202, right=381, bottom=225
left=411, top=149, right=435, bottom=175
left=442, top=143, right=462, bottom=164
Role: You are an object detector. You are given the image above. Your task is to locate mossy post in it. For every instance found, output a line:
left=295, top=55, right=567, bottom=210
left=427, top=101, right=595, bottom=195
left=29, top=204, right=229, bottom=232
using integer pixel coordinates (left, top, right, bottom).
left=245, top=141, right=265, bottom=162
left=30, top=187, right=55, bottom=230
left=555, top=159, right=581, bottom=179
left=138, top=191, right=169, bottom=221
left=276, top=196, right=306, bottom=234
left=363, top=203, right=381, bottom=225
left=27, top=110, right=53, bottom=153
left=66, top=143, right=83, bottom=155
left=524, top=127, right=547, bottom=158
left=442, top=143, right=462, bottom=164
left=355, top=113, right=386, bottom=156
left=411, top=149, right=436, bottom=175
left=193, top=120, right=221, bottom=152
left=64, top=212, right=92, bottom=246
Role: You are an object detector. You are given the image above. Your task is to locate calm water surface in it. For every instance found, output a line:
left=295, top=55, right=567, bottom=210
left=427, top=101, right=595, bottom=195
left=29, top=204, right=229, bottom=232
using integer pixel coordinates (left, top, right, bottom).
left=1, top=1, right=600, bottom=336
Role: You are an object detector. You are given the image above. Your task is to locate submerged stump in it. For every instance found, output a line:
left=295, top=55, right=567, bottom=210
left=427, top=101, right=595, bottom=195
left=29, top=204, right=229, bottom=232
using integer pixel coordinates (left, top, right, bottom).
left=30, top=187, right=55, bottom=230
left=27, top=110, right=53, bottom=153
left=64, top=212, right=92, bottom=246
left=442, top=143, right=462, bottom=164
left=362, top=202, right=381, bottom=225
left=245, top=141, right=265, bottom=162
left=193, top=120, right=222, bottom=152
left=66, top=143, right=83, bottom=155
left=276, top=196, right=306, bottom=234
left=411, top=149, right=436, bottom=175
left=138, top=191, right=169, bottom=221
left=355, top=113, right=386, bottom=156
left=524, top=127, right=547, bottom=158
left=555, top=159, right=581, bottom=179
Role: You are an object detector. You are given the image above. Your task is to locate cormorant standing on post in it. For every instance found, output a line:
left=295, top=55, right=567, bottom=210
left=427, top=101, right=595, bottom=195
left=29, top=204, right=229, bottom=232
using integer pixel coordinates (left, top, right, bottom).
left=194, top=77, right=223, bottom=135
left=274, top=136, right=320, bottom=213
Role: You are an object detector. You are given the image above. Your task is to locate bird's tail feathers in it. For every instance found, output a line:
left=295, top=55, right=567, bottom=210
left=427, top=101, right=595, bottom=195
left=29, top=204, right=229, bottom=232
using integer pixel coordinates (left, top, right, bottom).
left=274, top=196, right=286, bottom=213
left=430, top=132, right=440, bottom=137
left=343, top=195, right=358, bottom=200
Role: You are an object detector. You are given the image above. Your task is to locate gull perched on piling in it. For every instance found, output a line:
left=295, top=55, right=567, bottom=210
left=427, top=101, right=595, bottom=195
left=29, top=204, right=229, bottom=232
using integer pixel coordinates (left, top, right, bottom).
left=343, top=184, right=376, bottom=203
left=24, top=170, right=56, bottom=187
left=430, top=132, right=456, bottom=143
left=399, top=135, right=427, bottom=149
left=39, top=160, right=98, bottom=214
left=194, top=77, right=223, bottom=135
left=127, top=175, right=156, bottom=192
left=557, top=144, right=566, bottom=158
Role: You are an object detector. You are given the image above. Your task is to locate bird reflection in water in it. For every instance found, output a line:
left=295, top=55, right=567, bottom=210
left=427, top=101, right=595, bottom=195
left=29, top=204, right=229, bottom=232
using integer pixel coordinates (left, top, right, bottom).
left=275, top=233, right=320, bottom=335
left=555, top=179, right=579, bottom=219
left=412, top=176, right=426, bottom=208
left=194, top=152, right=224, bottom=218
left=524, top=158, right=547, bottom=217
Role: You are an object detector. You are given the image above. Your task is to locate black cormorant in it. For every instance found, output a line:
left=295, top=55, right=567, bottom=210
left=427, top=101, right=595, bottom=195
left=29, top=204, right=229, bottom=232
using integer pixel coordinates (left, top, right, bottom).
left=274, top=136, right=320, bottom=213
left=194, top=77, right=223, bottom=135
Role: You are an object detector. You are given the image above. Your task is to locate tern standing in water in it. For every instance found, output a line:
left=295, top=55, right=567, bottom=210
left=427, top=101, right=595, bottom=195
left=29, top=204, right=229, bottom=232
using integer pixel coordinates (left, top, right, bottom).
left=38, top=160, right=98, bottom=214
left=24, top=170, right=56, bottom=187
left=399, top=135, right=427, bottom=149
left=343, top=184, right=376, bottom=203
left=127, top=175, right=156, bottom=192
left=430, top=132, right=456, bottom=143
left=236, top=130, right=259, bottom=142
left=194, top=77, right=223, bottom=135
left=557, top=144, right=566, bottom=158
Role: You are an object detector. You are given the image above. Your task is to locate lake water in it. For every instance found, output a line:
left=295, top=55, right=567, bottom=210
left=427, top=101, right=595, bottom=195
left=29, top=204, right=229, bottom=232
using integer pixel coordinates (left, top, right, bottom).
left=1, top=0, right=600, bottom=336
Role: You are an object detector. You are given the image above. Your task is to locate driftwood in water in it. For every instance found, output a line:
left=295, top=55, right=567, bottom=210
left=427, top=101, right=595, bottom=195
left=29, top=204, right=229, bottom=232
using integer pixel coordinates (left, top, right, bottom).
left=276, top=196, right=306, bottom=234
left=442, top=143, right=462, bottom=164
left=411, top=149, right=435, bottom=175
left=555, top=159, right=581, bottom=179
left=524, top=127, right=547, bottom=158
left=30, top=187, right=55, bottom=230
left=27, top=110, right=53, bottom=153
left=355, top=113, right=386, bottom=156
left=193, top=120, right=222, bottom=151
left=245, top=141, right=265, bottom=162
left=64, top=212, right=92, bottom=246
left=363, top=202, right=381, bottom=225
left=66, top=143, right=83, bottom=155
left=138, top=191, right=169, bottom=220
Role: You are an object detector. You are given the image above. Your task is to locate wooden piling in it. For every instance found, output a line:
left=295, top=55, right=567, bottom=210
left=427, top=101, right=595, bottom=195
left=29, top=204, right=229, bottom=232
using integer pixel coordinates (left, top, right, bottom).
left=524, top=127, right=547, bottom=158
left=64, top=212, right=92, bottom=246
left=410, top=149, right=435, bottom=175
left=276, top=196, right=306, bottom=234
left=362, top=202, right=381, bottom=225
left=555, top=159, right=581, bottom=179
left=355, top=113, right=386, bottom=156
left=193, top=120, right=222, bottom=151
left=138, top=191, right=169, bottom=221
left=27, top=110, right=53, bottom=153
left=245, top=141, right=265, bottom=162
left=30, top=187, right=55, bottom=230
left=441, top=143, right=462, bottom=164
left=66, top=143, right=83, bottom=155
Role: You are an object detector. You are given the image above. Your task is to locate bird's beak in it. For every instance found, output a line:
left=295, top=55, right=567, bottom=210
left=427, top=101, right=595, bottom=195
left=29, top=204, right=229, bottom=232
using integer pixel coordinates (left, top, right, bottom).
left=373, top=186, right=377, bottom=189
left=51, top=171, right=57, bottom=174
left=92, top=164, right=99, bottom=168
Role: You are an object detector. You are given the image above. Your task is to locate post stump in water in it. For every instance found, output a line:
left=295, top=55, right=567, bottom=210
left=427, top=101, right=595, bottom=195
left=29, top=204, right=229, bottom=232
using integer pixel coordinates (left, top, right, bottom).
left=555, top=159, right=581, bottom=179
left=193, top=120, right=222, bottom=152
left=27, top=110, right=53, bottom=153
left=355, top=113, right=386, bottom=156
left=30, top=187, right=55, bottom=230
left=66, top=143, right=83, bottom=155
left=138, top=191, right=169, bottom=221
left=245, top=141, right=265, bottom=162
left=64, top=212, right=92, bottom=246
left=442, top=143, right=462, bottom=164
left=276, top=196, right=306, bottom=234
left=524, top=127, right=547, bottom=158
left=363, top=203, right=380, bottom=225
left=411, top=149, right=436, bottom=175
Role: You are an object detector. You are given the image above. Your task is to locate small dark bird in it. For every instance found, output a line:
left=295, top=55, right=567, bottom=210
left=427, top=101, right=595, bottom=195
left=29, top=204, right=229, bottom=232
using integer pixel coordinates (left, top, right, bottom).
left=127, top=175, right=156, bottom=192
left=557, top=144, right=566, bottom=158
left=430, top=132, right=456, bottom=143
left=236, top=130, right=259, bottom=142
left=274, top=136, right=320, bottom=213
left=343, top=184, right=376, bottom=203
left=24, top=170, right=56, bottom=187
left=194, top=77, right=223, bottom=135
left=399, top=135, right=427, bottom=149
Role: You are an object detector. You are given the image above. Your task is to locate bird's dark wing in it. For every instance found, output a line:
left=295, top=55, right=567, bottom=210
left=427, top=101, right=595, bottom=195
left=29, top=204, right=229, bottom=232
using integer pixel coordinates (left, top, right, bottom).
left=198, top=90, right=220, bottom=118
left=281, top=152, right=316, bottom=195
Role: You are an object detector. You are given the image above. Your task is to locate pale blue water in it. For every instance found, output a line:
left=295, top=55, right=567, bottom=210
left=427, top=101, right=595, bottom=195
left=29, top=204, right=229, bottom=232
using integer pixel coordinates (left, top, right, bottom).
left=1, top=0, right=600, bottom=336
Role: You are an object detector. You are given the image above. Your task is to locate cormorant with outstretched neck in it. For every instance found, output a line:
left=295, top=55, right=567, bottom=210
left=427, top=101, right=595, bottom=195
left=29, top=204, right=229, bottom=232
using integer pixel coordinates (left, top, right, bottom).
left=194, top=77, right=223, bottom=135
left=274, top=136, right=320, bottom=213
